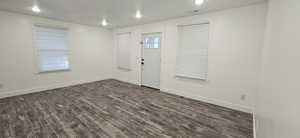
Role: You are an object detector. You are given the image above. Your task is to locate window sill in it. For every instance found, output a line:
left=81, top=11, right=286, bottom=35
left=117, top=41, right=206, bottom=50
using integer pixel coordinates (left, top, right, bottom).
left=38, top=69, right=71, bottom=74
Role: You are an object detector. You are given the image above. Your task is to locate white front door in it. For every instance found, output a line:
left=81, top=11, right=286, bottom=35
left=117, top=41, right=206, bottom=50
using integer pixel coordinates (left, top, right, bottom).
left=141, top=33, right=162, bottom=89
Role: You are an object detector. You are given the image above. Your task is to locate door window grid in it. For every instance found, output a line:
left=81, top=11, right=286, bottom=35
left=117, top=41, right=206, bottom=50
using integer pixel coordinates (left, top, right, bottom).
left=144, top=37, right=160, bottom=48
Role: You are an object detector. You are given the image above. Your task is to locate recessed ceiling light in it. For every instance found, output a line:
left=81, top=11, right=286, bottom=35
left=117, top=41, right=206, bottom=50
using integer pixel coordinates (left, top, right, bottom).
left=32, top=5, right=41, bottom=13
left=194, top=0, right=204, bottom=6
left=135, top=10, right=142, bottom=19
left=102, top=19, right=108, bottom=26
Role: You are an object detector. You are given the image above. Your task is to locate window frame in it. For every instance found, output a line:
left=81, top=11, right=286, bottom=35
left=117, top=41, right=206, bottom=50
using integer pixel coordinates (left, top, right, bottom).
left=116, top=32, right=132, bottom=70
left=32, top=24, right=71, bottom=74
left=175, top=22, right=210, bottom=80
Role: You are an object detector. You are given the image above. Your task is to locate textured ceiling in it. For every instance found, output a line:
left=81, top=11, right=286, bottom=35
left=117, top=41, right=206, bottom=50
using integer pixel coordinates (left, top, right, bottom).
left=0, top=0, right=266, bottom=28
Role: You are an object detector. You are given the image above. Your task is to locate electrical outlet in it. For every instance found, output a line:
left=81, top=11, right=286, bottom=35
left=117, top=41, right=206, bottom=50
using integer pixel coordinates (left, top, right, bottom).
left=241, top=94, right=247, bottom=101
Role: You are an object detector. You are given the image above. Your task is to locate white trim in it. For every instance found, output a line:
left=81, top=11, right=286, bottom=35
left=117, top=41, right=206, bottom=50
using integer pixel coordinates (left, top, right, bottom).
left=33, top=25, right=71, bottom=73
left=34, top=24, right=69, bottom=30
left=253, top=112, right=257, bottom=138
left=0, top=78, right=110, bottom=99
left=253, top=113, right=256, bottom=138
left=141, top=32, right=163, bottom=89
left=115, top=78, right=140, bottom=86
left=116, top=32, right=132, bottom=70
left=175, top=73, right=207, bottom=80
left=116, top=32, right=132, bottom=35
left=176, top=23, right=210, bottom=81
left=177, top=22, right=210, bottom=27
left=161, top=87, right=253, bottom=113
left=38, top=69, right=71, bottom=74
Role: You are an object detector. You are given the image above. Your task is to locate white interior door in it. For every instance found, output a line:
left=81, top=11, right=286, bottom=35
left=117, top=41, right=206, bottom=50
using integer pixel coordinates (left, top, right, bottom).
left=141, top=33, right=162, bottom=89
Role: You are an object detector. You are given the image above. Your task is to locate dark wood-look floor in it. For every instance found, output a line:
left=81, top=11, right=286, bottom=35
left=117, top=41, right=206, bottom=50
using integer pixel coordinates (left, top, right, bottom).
left=0, top=79, right=253, bottom=138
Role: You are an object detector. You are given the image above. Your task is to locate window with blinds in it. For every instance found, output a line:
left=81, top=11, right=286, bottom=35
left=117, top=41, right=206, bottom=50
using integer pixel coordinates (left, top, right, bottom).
left=176, top=23, right=209, bottom=80
left=34, top=25, right=70, bottom=72
left=117, top=33, right=131, bottom=70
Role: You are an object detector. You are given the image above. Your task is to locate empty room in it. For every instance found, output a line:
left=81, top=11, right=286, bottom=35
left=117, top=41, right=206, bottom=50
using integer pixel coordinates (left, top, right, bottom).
left=0, top=0, right=299, bottom=138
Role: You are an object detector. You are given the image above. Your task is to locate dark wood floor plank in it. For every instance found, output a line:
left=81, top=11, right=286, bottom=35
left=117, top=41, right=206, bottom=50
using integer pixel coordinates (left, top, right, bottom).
left=0, top=79, right=253, bottom=138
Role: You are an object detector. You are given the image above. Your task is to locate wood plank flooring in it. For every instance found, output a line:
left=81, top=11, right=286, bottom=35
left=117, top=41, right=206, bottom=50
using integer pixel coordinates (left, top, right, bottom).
left=0, top=79, right=253, bottom=138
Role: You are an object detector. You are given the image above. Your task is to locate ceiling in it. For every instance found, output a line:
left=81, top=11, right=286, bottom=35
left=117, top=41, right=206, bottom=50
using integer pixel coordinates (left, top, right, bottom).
left=0, top=0, right=266, bottom=28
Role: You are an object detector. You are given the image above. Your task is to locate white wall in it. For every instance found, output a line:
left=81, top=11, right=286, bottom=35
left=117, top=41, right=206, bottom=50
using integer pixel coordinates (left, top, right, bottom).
left=256, top=0, right=300, bottom=137
left=113, top=3, right=267, bottom=113
left=0, top=11, right=113, bottom=98
left=0, top=3, right=268, bottom=115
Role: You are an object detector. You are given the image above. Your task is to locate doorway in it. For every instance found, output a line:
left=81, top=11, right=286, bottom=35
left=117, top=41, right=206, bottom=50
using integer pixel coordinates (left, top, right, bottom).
left=141, top=33, right=162, bottom=89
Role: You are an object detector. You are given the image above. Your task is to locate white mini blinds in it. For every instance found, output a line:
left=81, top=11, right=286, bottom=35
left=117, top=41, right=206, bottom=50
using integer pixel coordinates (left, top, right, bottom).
left=176, top=23, right=209, bottom=80
left=34, top=26, right=70, bottom=72
left=117, top=33, right=131, bottom=70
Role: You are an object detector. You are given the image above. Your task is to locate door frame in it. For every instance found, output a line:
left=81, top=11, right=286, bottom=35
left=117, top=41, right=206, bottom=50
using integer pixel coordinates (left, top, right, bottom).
left=140, top=32, right=163, bottom=89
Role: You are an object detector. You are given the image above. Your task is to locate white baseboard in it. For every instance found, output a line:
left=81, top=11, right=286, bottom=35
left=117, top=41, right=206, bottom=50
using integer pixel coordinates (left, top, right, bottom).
left=0, top=78, right=111, bottom=99
left=1, top=78, right=254, bottom=135
left=0, top=78, right=253, bottom=114
left=113, top=77, right=140, bottom=86
left=161, top=87, right=253, bottom=113
left=114, top=79, right=252, bottom=113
